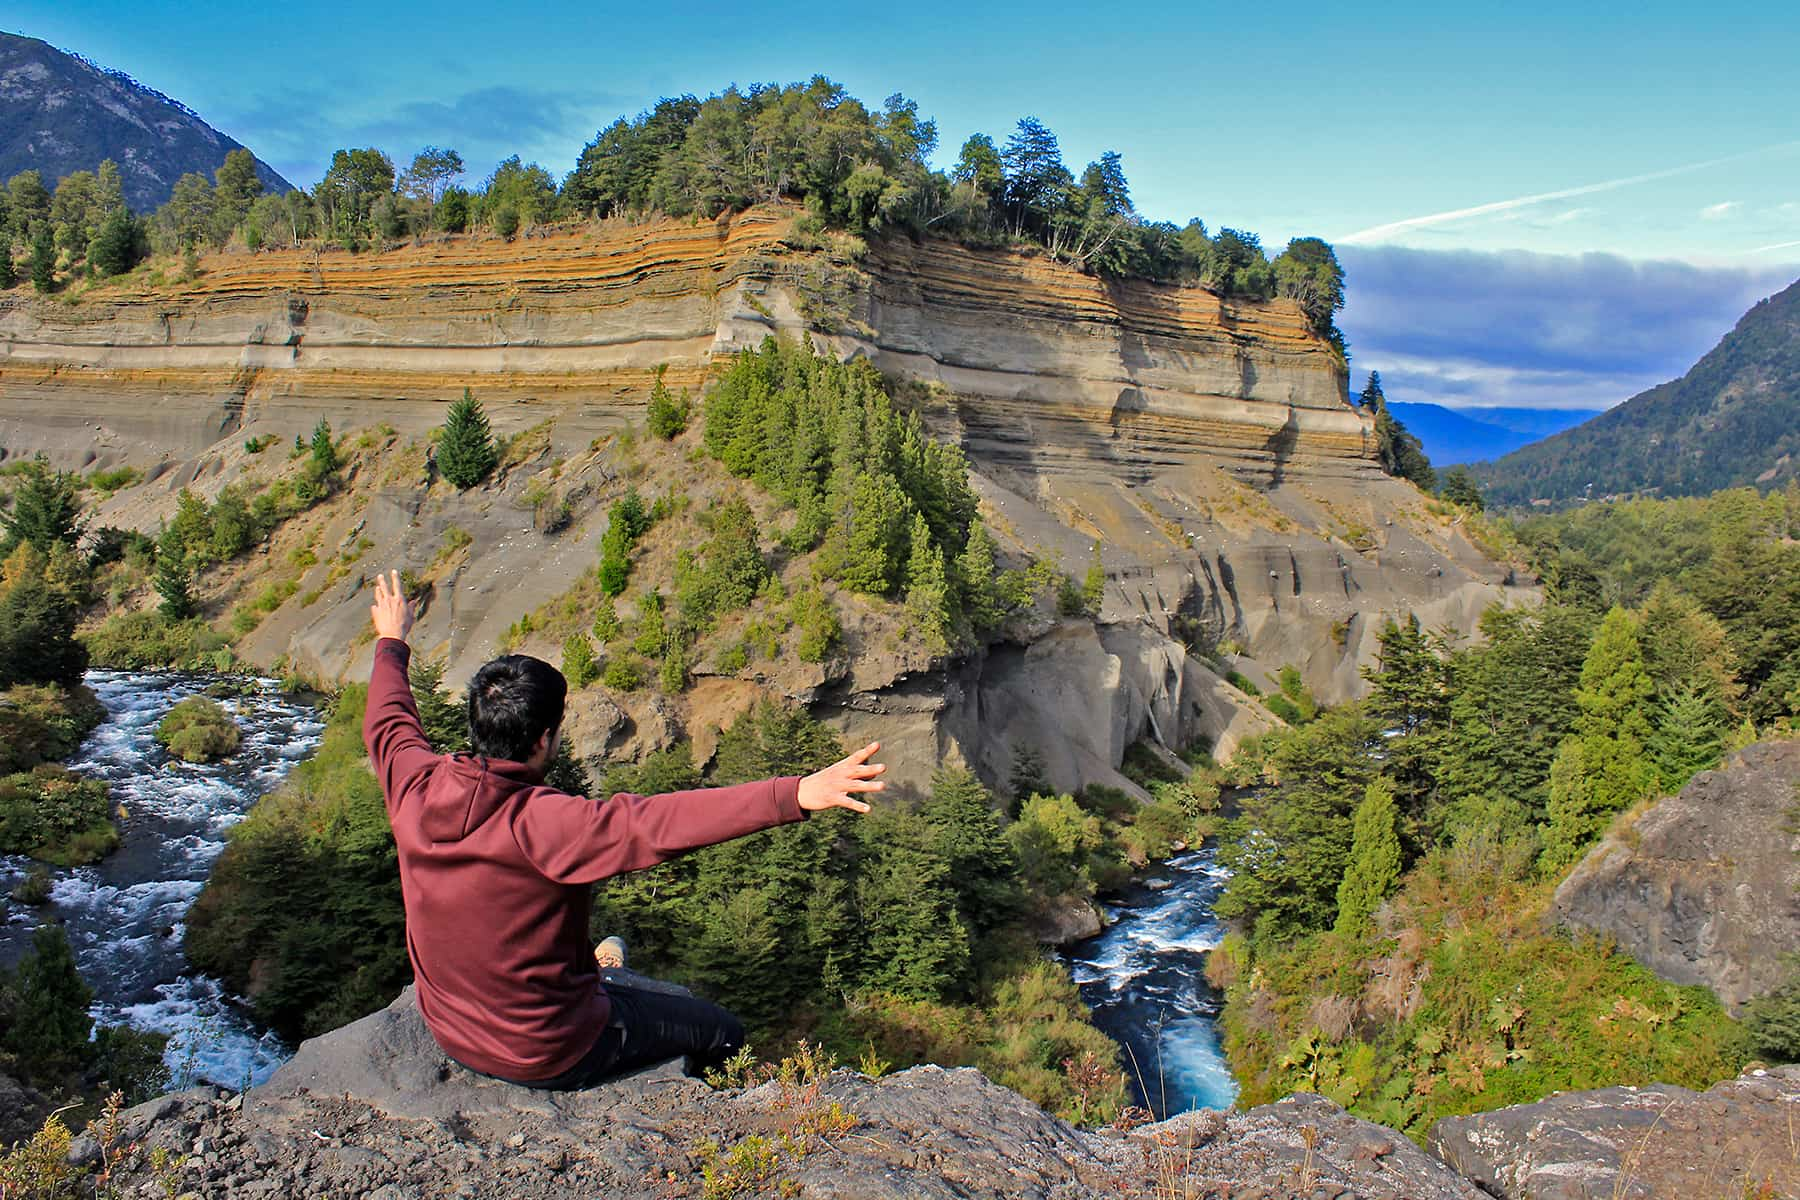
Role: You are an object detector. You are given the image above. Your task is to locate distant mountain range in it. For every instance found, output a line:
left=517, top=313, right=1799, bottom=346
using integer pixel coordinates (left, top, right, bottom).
left=1388, top=403, right=1604, bottom=467
left=0, top=31, right=291, bottom=212
left=1474, top=275, right=1800, bottom=507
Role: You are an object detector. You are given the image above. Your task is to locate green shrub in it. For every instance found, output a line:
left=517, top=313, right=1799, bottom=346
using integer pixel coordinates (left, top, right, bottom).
left=1266, top=694, right=1303, bottom=724
left=0, top=765, right=117, bottom=865
left=1743, top=957, right=1800, bottom=1063
left=85, top=465, right=140, bottom=494
left=562, top=633, right=600, bottom=688
left=81, top=612, right=230, bottom=670
left=602, top=656, right=647, bottom=691
left=155, top=696, right=241, bottom=763
left=0, top=684, right=105, bottom=774
left=792, top=585, right=841, bottom=663
left=645, top=368, right=689, bottom=439
left=10, top=865, right=52, bottom=905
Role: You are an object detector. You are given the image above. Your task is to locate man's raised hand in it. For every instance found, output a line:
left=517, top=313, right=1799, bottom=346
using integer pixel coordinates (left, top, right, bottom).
left=797, top=742, right=886, bottom=814
left=370, top=569, right=415, bottom=644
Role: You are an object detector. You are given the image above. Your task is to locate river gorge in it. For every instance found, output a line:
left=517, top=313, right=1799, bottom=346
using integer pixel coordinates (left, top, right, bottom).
left=0, top=670, right=322, bottom=1089
left=3, top=669, right=1237, bottom=1111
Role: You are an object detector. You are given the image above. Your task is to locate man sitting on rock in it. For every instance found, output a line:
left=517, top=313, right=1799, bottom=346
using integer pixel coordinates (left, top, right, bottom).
left=363, top=570, right=885, bottom=1088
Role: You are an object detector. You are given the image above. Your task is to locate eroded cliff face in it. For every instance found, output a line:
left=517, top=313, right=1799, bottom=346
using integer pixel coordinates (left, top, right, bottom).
left=0, top=208, right=1530, bottom=793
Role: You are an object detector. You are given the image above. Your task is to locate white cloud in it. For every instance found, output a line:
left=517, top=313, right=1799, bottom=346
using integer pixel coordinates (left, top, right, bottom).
left=1337, top=140, right=1800, bottom=245
left=1700, top=201, right=1742, bottom=220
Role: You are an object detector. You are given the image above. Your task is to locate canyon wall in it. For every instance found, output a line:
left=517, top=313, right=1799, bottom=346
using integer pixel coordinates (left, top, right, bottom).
left=0, top=208, right=1530, bottom=792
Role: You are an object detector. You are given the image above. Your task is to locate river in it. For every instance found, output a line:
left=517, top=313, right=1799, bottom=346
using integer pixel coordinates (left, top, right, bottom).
left=0, top=670, right=323, bottom=1090
left=1064, top=847, right=1239, bottom=1118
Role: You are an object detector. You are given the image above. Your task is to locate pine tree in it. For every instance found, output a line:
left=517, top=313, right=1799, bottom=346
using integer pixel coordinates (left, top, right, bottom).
left=1360, top=372, right=1436, bottom=491
left=3, top=923, right=94, bottom=1077
left=903, top=512, right=951, bottom=651
left=155, top=551, right=195, bottom=621
left=839, top=474, right=912, bottom=594
left=1008, top=743, right=1050, bottom=813
left=921, top=767, right=1021, bottom=937
left=89, top=208, right=139, bottom=277
left=1362, top=615, right=1449, bottom=827
left=1439, top=466, right=1485, bottom=511
left=686, top=887, right=786, bottom=1027
left=309, top=418, right=339, bottom=475
left=1541, top=607, right=1659, bottom=870
left=645, top=368, right=688, bottom=439
left=1335, top=778, right=1402, bottom=934
left=1081, top=544, right=1105, bottom=616
left=0, top=458, right=83, bottom=555
left=853, top=803, right=972, bottom=999
left=0, top=237, right=15, bottom=289
left=437, top=390, right=498, bottom=489
left=1649, top=682, right=1727, bottom=791
left=29, top=224, right=55, bottom=293
left=954, top=522, right=1005, bottom=633
left=562, top=633, right=600, bottom=689
left=408, top=656, right=469, bottom=751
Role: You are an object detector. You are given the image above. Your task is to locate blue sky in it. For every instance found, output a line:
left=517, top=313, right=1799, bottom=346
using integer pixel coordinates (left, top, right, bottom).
left=10, top=0, right=1800, bottom=409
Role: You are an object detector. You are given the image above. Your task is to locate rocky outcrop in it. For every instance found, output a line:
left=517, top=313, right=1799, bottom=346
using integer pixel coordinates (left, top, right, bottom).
left=1552, top=739, right=1800, bottom=1012
left=89, top=987, right=1800, bottom=1199
left=1428, top=1066, right=1800, bottom=1199
left=0, top=1071, right=51, bottom=1154
left=97, top=986, right=1485, bottom=1199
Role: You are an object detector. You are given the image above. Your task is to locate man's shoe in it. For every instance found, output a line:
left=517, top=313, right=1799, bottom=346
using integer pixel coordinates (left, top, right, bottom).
left=594, top=936, right=627, bottom=970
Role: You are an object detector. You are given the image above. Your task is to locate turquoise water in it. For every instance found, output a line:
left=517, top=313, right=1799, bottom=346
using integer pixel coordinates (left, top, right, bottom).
left=1064, top=848, right=1239, bottom=1116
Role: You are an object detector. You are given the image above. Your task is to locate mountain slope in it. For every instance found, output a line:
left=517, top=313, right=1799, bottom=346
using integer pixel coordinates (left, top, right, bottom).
left=0, top=32, right=291, bottom=211
left=1389, top=402, right=1601, bottom=466
left=1475, top=276, right=1800, bottom=507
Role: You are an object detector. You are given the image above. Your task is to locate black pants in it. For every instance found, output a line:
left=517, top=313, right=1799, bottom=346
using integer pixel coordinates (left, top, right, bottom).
left=494, top=971, right=745, bottom=1091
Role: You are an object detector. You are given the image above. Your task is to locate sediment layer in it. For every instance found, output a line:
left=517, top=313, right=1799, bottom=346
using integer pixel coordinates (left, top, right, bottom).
left=0, top=207, right=1368, bottom=477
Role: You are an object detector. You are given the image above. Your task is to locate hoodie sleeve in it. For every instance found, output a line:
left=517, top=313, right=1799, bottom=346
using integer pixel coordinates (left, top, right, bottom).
left=363, top=637, right=438, bottom=817
left=511, top=776, right=806, bottom=884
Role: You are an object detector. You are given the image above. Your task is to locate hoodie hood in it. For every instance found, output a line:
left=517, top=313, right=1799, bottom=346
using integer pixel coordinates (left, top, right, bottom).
left=421, top=754, right=545, bottom=843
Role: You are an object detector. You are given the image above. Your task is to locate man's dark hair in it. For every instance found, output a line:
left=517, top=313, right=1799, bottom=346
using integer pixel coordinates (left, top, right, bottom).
left=467, top=655, right=567, bottom=762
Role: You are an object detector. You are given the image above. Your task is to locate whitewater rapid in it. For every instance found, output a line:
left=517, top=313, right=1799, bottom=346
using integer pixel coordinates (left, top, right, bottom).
left=0, top=670, right=323, bottom=1089
left=1064, top=847, right=1239, bottom=1117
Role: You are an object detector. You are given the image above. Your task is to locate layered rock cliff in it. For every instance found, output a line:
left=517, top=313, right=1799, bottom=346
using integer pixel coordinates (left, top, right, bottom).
left=0, top=208, right=1530, bottom=792
left=1552, top=738, right=1800, bottom=1013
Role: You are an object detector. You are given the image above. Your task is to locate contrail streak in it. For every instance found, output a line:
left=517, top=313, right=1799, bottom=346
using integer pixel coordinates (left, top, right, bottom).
left=1338, top=141, right=1800, bottom=245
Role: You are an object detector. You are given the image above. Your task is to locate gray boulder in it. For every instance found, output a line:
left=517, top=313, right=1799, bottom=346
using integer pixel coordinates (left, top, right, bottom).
left=1428, top=1065, right=1800, bottom=1199
left=1552, top=739, right=1800, bottom=1012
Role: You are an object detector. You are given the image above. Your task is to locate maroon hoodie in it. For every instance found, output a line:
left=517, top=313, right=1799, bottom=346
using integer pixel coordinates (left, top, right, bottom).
left=363, top=637, right=806, bottom=1081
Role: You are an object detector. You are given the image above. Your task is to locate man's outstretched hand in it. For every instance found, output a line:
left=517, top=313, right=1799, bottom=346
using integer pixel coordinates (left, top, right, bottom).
left=797, top=742, right=886, bottom=814
left=370, top=569, right=415, bottom=644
